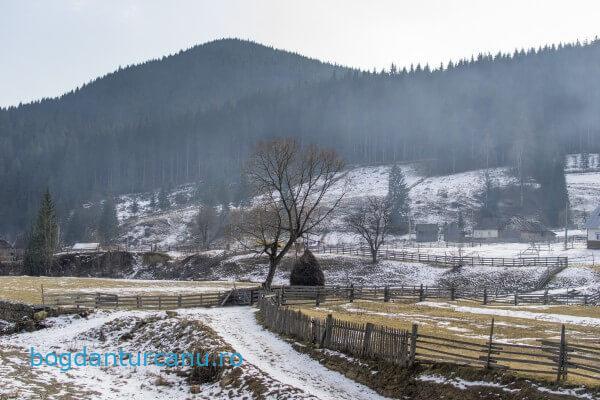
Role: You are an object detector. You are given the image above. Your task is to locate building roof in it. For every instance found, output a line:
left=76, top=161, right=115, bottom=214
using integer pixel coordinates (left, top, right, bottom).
left=503, top=216, right=554, bottom=234
left=474, top=217, right=500, bottom=230
left=72, top=242, right=100, bottom=251
left=0, top=239, right=13, bottom=249
left=584, top=205, right=600, bottom=229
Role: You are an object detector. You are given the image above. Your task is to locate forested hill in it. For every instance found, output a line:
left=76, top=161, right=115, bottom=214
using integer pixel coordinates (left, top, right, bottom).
left=1, top=38, right=345, bottom=126
left=0, top=39, right=347, bottom=234
left=2, top=38, right=600, bottom=235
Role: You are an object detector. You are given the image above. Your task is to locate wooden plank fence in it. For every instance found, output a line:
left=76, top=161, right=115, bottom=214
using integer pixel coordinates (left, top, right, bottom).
left=279, top=285, right=599, bottom=307
left=308, top=242, right=568, bottom=269
left=41, top=283, right=599, bottom=310
left=258, top=299, right=600, bottom=385
left=42, top=290, right=244, bottom=310
left=259, top=297, right=414, bottom=367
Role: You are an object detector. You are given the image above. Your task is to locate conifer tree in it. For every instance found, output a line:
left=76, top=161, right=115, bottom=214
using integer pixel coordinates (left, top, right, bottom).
left=24, top=189, right=59, bottom=276
left=98, top=197, right=119, bottom=244
left=149, top=193, right=157, bottom=210
left=387, top=165, right=410, bottom=233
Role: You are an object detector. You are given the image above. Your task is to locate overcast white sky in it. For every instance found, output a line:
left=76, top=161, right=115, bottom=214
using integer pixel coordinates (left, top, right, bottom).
left=2, top=0, right=600, bottom=107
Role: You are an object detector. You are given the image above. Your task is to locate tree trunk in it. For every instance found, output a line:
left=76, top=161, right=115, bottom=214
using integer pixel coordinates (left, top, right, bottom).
left=370, top=247, right=378, bottom=264
left=263, top=258, right=278, bottom=290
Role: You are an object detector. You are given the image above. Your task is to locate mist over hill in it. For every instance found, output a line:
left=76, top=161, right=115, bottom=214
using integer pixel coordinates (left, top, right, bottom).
left=2, top=38, right=600, bottom=235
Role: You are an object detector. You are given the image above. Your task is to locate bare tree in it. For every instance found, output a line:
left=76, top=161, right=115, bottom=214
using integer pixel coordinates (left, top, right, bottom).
left=344, top=196, right=391, bottom=264
left=194, top=205, right=226, bottom=250
left=230, top=138, right=345, bottom=289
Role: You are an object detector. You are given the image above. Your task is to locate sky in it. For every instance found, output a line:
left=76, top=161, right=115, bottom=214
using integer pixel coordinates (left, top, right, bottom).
left=2, top=0, right=600, bottom=107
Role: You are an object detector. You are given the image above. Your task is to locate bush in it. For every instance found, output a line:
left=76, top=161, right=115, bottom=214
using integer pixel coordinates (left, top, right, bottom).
left=289, top=249, right=325, bottom=286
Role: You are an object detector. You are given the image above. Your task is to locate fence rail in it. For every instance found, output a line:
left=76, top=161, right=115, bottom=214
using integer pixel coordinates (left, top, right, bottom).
left=41, top=290, right=260, bottom=309
left=308, top=242, right=568, bottom=269
left=258, top=298, right=600, bottom=385
left=40, top=282, right=599, bottom=310
left=279, top=284, right=599, bottom=307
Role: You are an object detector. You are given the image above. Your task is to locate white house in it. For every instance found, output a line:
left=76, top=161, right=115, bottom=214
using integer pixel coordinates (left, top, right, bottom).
left=472, top=218, right=500, bottom=240
left=584, top=205, right=600, bottom=249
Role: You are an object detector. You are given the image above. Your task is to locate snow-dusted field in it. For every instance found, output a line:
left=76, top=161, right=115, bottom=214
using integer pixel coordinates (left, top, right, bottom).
left=0, top=276, right=255, bottom=304
left=0, top=307, right=385, bottom=399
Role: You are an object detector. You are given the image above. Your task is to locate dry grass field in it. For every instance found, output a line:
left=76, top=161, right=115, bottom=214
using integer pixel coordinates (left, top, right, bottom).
left=291, top=299, right=600, bottom=386
left=0, top=276, right=256, bottom=304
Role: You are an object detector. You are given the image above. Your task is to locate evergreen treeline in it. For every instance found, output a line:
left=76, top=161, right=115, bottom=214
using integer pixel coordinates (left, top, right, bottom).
left=1, top=38, right=598, bottom=235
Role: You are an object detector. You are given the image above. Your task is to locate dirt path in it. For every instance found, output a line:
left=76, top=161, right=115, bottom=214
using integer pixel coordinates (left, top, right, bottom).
left=190, top=307, right=389, bottom=400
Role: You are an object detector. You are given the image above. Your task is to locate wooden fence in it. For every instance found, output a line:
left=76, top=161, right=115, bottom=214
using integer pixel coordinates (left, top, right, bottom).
left=259, top=297, right=414, bottom=367
left=42, top=291, right=238, bottom=309
left=278, top=285, right=600, bottom=307
left=41, top=283, right=599, bottom=310
left=258, top=298, right=600, bottom=384
left=308, top=242, right=569, bottom=269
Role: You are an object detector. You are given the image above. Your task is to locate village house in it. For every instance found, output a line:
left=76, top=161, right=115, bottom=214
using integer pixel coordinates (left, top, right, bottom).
left=500, top=217, right=556, bottom=243
left=584, top=205, right=600, bottom=249
left=415, top=223, right=438, bottom=242
left=443, top=222, right=465, bottom=242
left=472, top=218, right=500, bottom=240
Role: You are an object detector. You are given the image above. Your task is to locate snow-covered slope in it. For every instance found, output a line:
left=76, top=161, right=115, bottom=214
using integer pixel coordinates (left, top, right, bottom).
left=113, top=162, right=599, bottom=248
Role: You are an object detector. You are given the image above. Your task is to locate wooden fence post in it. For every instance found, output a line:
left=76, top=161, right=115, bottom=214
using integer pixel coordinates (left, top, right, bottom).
left=483, top=288, right=488, bottom=305
left=349, top=284, right=355, bottom=303
left=362, top=323, right=374, bottom=357
left=177, top=295, right=182, bottom=308
left=543, top=289, right=548, bottom=305
left=556, top=324, right=567, bottom=383
left=384, top=286, right=390, bottom=302
left=136, top=295, right=141, bottom=308
left=485, top=318, right=495, bottom=369
left=322, top=314, right=334, bottom=348
left=316, top=290, right=321, bottom=307
left=249, top=289, right=255, bottom=306
left=450, top=285, right=456, bottom=301
left=419, top=284, right=425, bottom=302
left=409, top=324, right=418, bottom=367
left=514, top=292, right=518, bottom=306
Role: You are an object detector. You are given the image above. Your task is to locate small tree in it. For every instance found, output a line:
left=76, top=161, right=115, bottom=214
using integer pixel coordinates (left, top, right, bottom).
left=24, top=189, right=59, bottom=276
left=194, top=205, right=225, bottom=250
left=344, top=196, right=391, bottom=263
left=388, top=164, right=410, bottom=233
left=230, top=138, right=345, bottom=289
left=98, top=197, right=119, bottom=244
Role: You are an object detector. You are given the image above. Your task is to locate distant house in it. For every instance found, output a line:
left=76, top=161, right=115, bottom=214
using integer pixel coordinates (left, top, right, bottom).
left=473, top=218, right=500, bottom=240
left=415, top=224, right=438, bottom=242
left=0, top=239, right=17, bottom=261
left=443, top=222, right=464, bottom=242
left=72, top=242, right=101, bottom=252
left=584, top=205, right=600, bottom=249
left=500, top=217, right=556, bottom=243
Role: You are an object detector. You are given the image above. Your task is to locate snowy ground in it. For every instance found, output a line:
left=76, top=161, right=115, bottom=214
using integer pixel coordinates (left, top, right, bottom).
left=0, top=307, right=387, bottom=400
left=111, top=161, right=600, bottom=250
